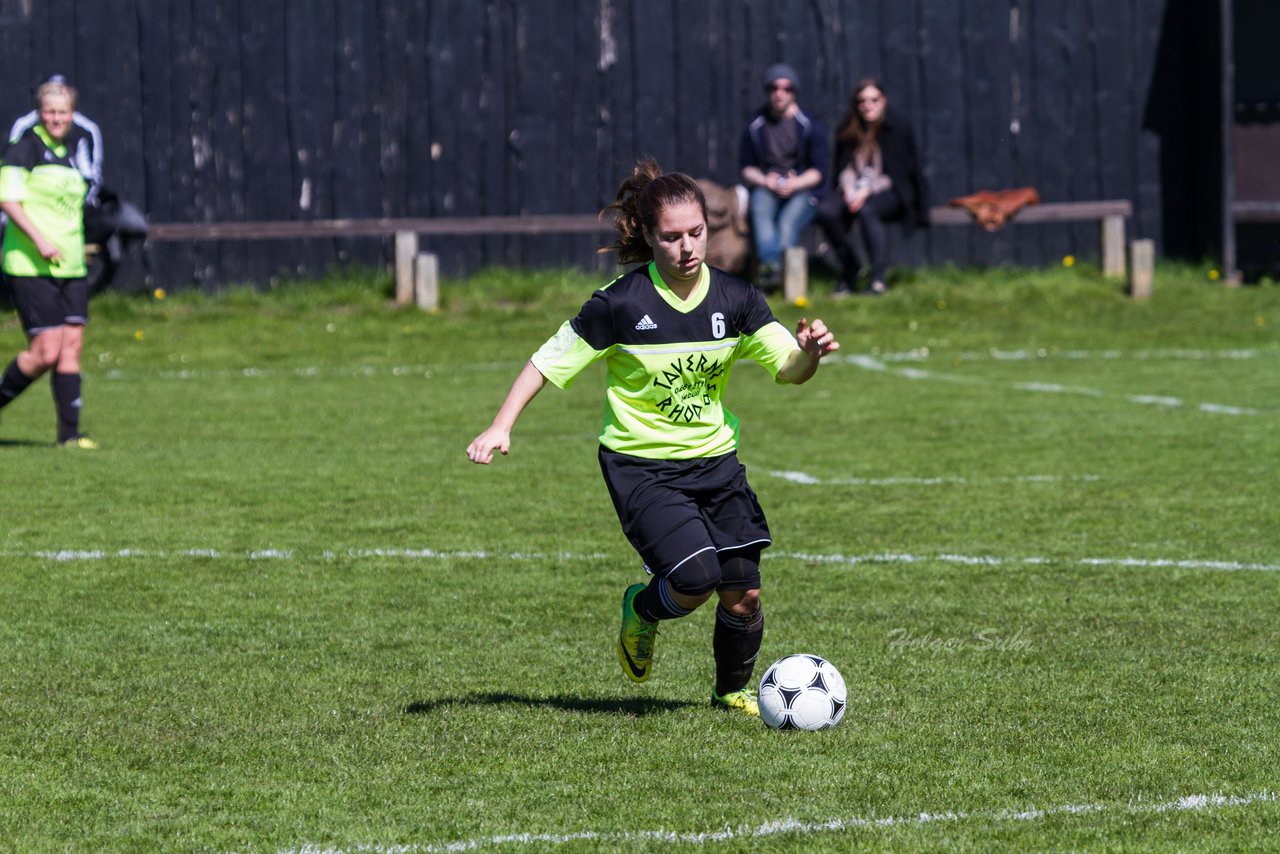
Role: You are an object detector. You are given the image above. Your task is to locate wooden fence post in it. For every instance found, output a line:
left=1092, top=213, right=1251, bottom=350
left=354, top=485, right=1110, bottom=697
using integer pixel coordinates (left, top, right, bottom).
left=1101, top=215, right=1126, bottom=278
left=415, top=252, right=439, bottom=311
left=394, top=230, right=418, bottom=305
left=1128, top=239, right=1154, bottom=299
left=783, top=246, right=808, bottom=303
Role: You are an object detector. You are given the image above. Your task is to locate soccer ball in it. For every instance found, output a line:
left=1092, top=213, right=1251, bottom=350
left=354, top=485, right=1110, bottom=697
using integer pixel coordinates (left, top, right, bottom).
left=758, top=654, right=847, bottom=730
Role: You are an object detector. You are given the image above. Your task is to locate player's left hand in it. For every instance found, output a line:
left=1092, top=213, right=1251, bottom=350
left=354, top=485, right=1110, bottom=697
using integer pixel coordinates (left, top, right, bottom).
left=796, top=317, right=839, bottom=359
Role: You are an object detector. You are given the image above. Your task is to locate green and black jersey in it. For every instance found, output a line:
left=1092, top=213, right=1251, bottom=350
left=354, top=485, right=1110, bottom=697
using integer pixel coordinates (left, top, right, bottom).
left=532, top=262, right=800, bottom=460
left=0, top=125, right=88, bottom=278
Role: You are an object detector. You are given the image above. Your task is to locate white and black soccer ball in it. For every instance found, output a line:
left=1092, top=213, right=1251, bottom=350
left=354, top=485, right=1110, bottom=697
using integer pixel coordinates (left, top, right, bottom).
left=758, top=654, right=847, bottom=731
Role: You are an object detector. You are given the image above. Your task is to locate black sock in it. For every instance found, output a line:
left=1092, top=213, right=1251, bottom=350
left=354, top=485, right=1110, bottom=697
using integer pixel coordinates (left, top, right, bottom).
left=51, top=372, right=82, bottom=442
left=0, top=358, right=34, bottom=409
left=713, top=601, right=764, bottom=696
left=632, top=576, right=692, bottom=622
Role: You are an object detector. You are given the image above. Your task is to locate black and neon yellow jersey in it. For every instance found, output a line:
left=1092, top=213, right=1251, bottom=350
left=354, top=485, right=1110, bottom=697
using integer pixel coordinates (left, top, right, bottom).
left=0, top=125, right=88, bottom=278
left=532, top=262, right=800, bottom=459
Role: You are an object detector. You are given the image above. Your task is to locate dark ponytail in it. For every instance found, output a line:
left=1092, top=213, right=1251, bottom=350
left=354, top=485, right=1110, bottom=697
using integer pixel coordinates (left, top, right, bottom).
left=600, top=158, right=707, bottom=263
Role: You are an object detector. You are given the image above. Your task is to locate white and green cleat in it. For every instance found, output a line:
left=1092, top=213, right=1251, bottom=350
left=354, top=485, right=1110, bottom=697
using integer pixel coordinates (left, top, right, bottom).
left=617, top=582, right=659, bottom=683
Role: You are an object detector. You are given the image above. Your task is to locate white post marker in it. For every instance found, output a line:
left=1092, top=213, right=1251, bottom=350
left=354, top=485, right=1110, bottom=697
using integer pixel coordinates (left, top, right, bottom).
left=783, top=245, right=808, bottom=302
left=394, top=230, right=419, bottom=305
left=1129, top=239, right=1154, bottom=299
left=1101, top=215, right=1126, bottom=278
left=415, top=251, right=440, bottom=311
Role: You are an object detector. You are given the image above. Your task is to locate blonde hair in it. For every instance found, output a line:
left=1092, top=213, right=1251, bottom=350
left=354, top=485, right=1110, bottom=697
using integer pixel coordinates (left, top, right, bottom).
left=36, top=79, right=77, bottom=111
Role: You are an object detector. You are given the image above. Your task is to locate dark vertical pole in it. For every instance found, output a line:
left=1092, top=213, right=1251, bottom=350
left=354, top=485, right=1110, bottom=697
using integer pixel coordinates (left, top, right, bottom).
left=1221, top=0, right=1237, bottom=281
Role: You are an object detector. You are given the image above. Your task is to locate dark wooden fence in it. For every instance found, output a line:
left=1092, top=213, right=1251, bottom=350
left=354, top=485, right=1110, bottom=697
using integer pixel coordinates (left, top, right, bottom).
left=0, top=0, right=1221, bottom=291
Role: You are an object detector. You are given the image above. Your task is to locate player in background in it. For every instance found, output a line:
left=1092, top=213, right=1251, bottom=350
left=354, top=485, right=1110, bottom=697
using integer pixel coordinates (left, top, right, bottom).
left=0, top=78, right=96, bottom=447
left=466, top=159, right=839, bottom=716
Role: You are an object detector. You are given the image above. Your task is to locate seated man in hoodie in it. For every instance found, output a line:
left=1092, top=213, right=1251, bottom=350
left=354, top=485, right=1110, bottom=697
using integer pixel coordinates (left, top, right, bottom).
left=738, top=63, right=827, bottom=289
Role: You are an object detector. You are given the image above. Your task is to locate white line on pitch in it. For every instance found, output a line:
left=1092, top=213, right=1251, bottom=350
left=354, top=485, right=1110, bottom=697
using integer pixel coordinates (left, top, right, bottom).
left=763, top=469, right=1102, bottom=487
left=0, top=547, right=614, bottom=563
left=842, top=355, right=1263, bottom=415
left=871, top=347, right=1273, bottom=363
left=779, top=552, right=1280, bottom=573
left=96, top=362, right=515, bottom=382
left=92, top=348, right=1276, bottom=384
left=5, top=548, right=1278, bottom=574
left=277, top=789, right=1279, bottom=853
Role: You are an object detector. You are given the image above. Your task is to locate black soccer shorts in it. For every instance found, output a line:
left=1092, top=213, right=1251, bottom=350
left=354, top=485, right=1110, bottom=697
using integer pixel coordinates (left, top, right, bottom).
left=598, top=446, right=770, bottom=588
left=10, top=275, right=89, bottom=335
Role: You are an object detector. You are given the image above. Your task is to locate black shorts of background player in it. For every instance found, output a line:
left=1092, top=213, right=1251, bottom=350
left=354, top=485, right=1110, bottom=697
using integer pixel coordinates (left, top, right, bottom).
left=466, top=158, right=840, bottom=715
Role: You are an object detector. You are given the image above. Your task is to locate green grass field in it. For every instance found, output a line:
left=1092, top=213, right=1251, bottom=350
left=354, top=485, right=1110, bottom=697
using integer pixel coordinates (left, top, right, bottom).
left=0, top=264, right=1277, bottom=851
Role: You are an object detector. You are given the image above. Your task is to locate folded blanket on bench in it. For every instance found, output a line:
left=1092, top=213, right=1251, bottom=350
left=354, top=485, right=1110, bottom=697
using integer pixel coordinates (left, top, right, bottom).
left=697, top=178, right=751, bottom=274
left=948, top=187, right=1041, bottom=231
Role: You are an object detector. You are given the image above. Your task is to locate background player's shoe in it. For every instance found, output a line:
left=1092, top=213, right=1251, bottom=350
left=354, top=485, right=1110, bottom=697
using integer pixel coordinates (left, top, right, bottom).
left=711, top=688, right=759, bottom=716
left=617, top=583, right=659, bottom=682
left=60, top=436, right=100, bottom=450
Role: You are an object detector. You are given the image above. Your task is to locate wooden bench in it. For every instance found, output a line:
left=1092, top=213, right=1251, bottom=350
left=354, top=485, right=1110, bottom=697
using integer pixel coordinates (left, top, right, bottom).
left=928, top=199, right=1133, bottom=278
left=148, top=199, right=1133, bottom=307
left=147, top=214, right=612, bottom=241
left=775, top=199, right=1133, bottom=302
left=148, top=214, right=613, bottom=309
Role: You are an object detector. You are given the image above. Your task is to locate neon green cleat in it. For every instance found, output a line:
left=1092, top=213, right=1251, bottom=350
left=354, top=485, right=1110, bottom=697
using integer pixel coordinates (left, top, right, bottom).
left=60, top=436, right=100, bottom=450
left=617, top=582, right=659, bottom=683
left=711, top=688, right=760, bottom=717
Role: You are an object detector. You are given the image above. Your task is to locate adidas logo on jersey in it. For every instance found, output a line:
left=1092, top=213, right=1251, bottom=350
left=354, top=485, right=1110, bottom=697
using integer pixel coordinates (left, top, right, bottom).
left=634, top=315, right=658, bottom=331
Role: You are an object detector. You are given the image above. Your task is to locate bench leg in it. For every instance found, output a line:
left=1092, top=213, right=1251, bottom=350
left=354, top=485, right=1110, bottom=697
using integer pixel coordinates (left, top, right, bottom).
left=1128, top=240, right=1154, bottom=299
left=1101, top=216, right=1125, bottom=278
left=415, top=252, right=440, bottom=311
left=395, top=230, right=418, bottom=305
left=783, top=246, right=808, bottom=302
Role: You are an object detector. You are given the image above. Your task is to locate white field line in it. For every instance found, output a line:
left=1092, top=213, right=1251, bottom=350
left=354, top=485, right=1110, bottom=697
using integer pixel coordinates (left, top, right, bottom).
left=278, top=789, right=1280, bottom=853
left=5, top=547, right=1279, bottom=574
left=0, top=547, right=611, bottom=562
left=842, top=355, right=1265, bottom=416
left=872, top=347, right=1273, bottom=363
left=780, top=552, right=1280, bottom=573
left=92, top=347, right=1276, bottom=383
left=92, top=354, right=1270, bottom=416
left=764, top=469, right=1102, bottom=487
left=96, top=361, right=515, bottom=382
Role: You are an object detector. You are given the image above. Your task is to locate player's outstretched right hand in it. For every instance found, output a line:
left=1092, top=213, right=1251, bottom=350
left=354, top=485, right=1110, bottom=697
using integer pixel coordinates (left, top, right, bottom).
left=466, top=427, right=511, bottom=465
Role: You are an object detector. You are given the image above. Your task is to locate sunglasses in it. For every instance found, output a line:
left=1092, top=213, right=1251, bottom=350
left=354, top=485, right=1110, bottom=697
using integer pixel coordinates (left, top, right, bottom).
left=769, top=83, right=795, bottom=93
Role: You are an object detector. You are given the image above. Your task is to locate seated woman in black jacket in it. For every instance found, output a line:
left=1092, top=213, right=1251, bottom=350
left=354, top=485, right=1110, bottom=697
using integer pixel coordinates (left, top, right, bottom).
left=816, top=78, right=929, bottom=295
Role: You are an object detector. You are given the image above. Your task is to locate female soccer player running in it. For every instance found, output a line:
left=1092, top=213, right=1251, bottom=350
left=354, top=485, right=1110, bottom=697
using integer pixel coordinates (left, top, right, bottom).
left=466, top=159, right=839, bottom=716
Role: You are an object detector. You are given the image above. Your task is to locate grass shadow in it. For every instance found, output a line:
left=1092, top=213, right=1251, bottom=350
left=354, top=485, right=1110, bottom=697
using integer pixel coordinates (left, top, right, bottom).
left=0, top=438, right=53, bottom=448
left=403, top=691, right=698, bottom=717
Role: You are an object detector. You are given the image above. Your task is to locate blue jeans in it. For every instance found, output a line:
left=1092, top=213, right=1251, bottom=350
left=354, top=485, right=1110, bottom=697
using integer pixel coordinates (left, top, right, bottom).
left=749, top=187, right=817, bottom=268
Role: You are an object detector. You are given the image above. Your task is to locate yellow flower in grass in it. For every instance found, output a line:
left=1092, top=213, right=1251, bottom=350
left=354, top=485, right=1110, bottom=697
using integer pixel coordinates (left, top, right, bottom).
left=793, top=295, right=811, bottom=309
left=153, top=288, right=166, bottom=300
left=1062, top=255, right=1076, bottom=268
left=1208, top=269, right=1220, bottom=281
left=134, top=330, right=145, bottom=341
